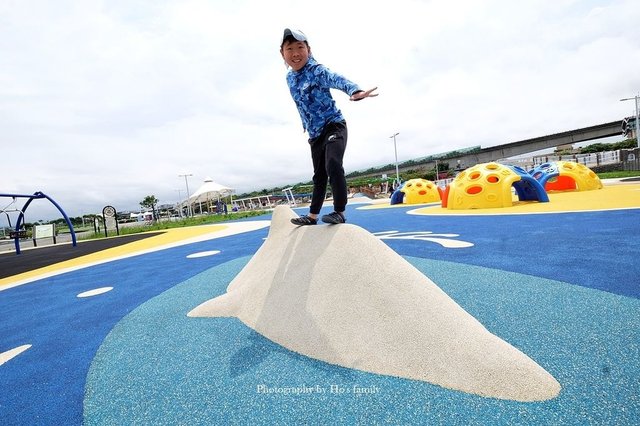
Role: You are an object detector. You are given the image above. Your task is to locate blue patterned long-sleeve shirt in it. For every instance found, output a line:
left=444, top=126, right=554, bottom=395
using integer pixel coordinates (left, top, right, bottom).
left=286, top=57, right=361, bottom=139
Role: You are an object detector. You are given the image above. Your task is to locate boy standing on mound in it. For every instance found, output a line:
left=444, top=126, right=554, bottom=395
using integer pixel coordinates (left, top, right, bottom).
left=280, top=28, right=377, bottom=226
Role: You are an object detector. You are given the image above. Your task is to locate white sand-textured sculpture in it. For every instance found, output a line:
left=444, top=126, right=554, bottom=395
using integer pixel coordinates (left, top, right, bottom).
left=189, top=206, right=560, bottom=401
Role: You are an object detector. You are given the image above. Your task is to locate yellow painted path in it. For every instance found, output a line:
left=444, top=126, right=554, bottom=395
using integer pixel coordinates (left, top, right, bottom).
left=0, top=221, right=270, bottom=290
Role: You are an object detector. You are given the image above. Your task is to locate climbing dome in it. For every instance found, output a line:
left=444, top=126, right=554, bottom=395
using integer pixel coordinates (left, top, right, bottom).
left=443, top=163, right=549, bottom=210
left=390, top=178, right=442, bottom=205
left=530, top=161, right=602, bottom=191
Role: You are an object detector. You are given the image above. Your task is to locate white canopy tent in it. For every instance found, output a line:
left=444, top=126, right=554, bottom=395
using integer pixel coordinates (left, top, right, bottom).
left=185, top=177, right=234, bottom=215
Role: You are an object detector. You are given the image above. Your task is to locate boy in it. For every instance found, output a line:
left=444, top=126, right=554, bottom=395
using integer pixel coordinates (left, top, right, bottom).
left=280, top=28, right=377, bottom=226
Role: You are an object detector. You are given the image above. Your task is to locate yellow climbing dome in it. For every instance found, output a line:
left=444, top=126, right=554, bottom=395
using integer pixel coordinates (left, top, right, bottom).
left=530, top=161, right=603, bottom=192
left=401, top=178, right=442, bottom=204
left=444, top=163, right=548, bottom=210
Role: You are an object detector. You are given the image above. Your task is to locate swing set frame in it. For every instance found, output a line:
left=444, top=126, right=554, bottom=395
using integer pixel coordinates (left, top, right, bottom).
left=0, top=191, right=76, bottom=255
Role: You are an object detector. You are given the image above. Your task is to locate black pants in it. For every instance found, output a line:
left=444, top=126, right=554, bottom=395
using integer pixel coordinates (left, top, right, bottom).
left=308, top=120, right=348, bottom=215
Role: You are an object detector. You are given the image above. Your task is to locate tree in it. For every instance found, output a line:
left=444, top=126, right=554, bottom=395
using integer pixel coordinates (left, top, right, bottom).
left=140, top=195, right=159, bottom=221
left=579, top=139, right=636, bottom=154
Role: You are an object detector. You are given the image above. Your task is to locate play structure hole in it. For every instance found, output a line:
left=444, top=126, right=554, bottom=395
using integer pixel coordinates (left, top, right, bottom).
left=466, top=185, right=483, bottom=195
left=469, top=172, right=481, bottom=181
left=486, top=175, right=500, bottom=184
left=485, top=163, right=499, bottom=170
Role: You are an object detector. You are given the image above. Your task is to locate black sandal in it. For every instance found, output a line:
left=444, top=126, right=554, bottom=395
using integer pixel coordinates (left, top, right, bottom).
left=291, top=215, right=318, bottom=226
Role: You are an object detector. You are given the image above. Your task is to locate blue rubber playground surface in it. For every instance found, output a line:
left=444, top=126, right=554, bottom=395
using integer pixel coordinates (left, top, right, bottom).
left=1, top=186, right=639, bottom=425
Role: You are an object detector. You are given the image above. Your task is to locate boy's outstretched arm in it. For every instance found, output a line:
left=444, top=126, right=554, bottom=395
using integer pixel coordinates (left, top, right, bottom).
left=350, top=87, right=379, bottom=101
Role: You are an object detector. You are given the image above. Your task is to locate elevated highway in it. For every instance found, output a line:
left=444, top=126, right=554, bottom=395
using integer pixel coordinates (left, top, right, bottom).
left=460, top=120, right=624, bottom=167
left=373, top=120, right=624, bottom=177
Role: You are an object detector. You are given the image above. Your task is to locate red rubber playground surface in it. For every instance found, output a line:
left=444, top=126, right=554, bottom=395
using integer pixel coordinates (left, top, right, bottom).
left=1, top=181, right=639, bottom=425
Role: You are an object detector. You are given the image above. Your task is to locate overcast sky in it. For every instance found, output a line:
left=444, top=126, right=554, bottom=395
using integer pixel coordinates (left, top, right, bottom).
left=2, top=0, right=639, bottom=222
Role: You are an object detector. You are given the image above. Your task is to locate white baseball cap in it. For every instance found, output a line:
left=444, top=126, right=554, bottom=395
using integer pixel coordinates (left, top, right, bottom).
left=281, top=28, right=307, bottom=47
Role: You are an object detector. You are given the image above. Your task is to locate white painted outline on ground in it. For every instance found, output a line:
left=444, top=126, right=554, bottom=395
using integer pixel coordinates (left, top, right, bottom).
left=77, top=287, right=114, bottom=298
left=186, top=250, right=221, bottom=258
left=0, top=344, right=32, bottom=367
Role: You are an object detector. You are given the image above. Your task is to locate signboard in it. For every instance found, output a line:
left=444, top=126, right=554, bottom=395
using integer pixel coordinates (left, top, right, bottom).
left=34, top=224, right=55, bottom=239
left=32, top=223, right=56, bottom=246
left=103, top=206, right=116, bottom=218
left=102, top=205, right=120, bottom=237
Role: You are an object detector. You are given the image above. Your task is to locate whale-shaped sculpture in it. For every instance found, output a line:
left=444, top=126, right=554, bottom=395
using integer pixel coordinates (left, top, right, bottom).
left=189, top=206, right=560, bottom=401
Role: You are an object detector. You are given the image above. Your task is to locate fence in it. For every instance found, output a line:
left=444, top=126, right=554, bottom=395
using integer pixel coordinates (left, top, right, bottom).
left=531, top=151, right=621, bottom=168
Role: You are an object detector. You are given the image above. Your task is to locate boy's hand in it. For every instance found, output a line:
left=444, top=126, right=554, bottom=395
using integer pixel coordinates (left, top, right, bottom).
left=350, top=87, right=379, bottom=101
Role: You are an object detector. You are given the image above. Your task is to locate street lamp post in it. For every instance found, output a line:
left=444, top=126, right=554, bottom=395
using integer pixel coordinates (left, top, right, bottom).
left=621, top=95, right=640, bottom=148
left=178, top=174, right=193, bottom=217
left=174, top=189, right=183, bottom=218
left=389, top=132, right=400, bottom=187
